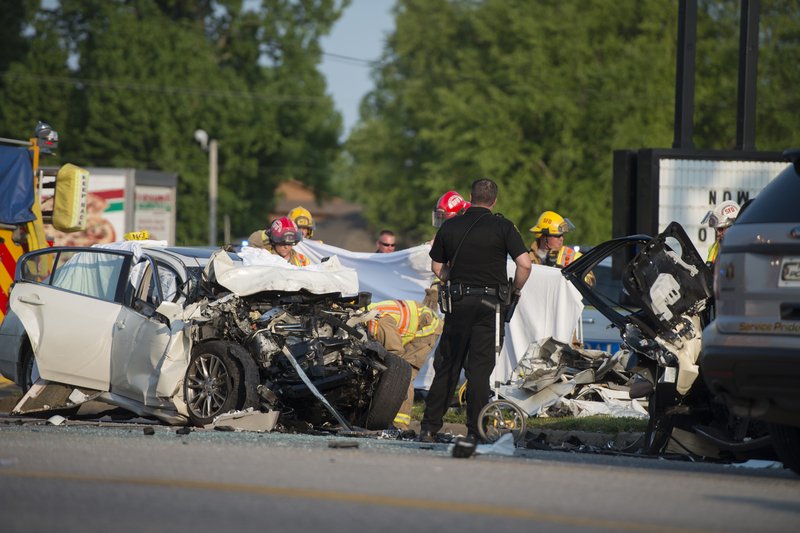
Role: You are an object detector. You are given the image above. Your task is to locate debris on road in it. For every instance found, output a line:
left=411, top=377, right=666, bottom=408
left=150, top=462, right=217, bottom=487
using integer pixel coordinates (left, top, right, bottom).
left=474, top=433, right=516, bottom=457
left=450, top=437, right=476, bottom=458
left=493, top=337, right=645, bottom=419
left=206, top=408, right=280, bottom=433
left=47, top=415, right=66, bottom=426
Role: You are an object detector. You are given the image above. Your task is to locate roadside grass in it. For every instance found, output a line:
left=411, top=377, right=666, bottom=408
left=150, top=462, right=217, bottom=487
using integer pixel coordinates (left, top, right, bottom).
left=411, top=401, right=647, bottom=434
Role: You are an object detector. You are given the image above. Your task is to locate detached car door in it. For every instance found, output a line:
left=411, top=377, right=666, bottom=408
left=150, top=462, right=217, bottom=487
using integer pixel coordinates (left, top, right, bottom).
left=10, top=248, right=132, bottom=391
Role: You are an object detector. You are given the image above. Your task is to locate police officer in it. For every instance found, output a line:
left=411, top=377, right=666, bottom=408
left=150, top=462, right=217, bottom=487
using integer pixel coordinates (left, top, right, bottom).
left=419, top=178, right=531, bottom=442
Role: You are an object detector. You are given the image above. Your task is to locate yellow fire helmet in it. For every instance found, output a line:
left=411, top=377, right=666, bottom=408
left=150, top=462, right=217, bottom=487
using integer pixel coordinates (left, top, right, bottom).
left=530, top=211, right=575, bottom=237
left=124, top=230, right=151, bottom=241
left=287, top=206, right=315, bottom=238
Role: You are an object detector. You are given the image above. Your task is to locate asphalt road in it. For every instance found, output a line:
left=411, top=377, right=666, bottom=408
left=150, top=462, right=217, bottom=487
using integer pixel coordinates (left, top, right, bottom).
left=1, top=421, right=798, bottom=533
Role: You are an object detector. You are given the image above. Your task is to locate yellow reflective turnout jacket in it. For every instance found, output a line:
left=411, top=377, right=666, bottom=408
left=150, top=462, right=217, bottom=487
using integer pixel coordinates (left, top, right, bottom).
left=367, top=300, right=442, bottom=345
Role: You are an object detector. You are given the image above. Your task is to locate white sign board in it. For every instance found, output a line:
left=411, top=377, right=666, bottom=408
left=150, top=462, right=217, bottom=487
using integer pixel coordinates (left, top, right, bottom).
left=45, top=172, right=128, bottom=246
left=658, top=158, right=788, bottom=261
left=134, top=185, right=175, bottom=244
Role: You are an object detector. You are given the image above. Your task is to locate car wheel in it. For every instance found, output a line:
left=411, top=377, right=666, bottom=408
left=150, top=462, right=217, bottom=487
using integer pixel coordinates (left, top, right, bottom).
left=364, top=353, right=411, bottom=430
left=478, top=400, right=527, bottom=444
left=768, top=423, right=800, bottom=475
left=19, top=342, right=39, bottom=393
left=184, top=341, right=243, bottom=426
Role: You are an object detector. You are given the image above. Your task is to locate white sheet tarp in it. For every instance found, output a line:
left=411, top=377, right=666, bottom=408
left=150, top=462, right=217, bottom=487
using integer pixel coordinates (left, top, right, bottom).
left=296, top=240, right=583, bottom=388
left=296, top=241, right=436, bottom=302
left=221, top=248, right=360, bottom=296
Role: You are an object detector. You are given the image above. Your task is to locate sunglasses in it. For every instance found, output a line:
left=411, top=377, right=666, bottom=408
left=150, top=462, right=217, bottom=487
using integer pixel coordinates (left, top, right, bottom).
left=379, top=241, right=396, bottom=247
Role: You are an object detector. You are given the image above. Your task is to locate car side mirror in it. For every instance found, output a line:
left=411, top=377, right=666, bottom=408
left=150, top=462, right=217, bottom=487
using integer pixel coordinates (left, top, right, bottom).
left=156, top=301, right=182, bottom=324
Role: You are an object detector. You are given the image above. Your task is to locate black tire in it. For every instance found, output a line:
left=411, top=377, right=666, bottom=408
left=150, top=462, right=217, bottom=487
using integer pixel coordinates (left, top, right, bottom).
left=644, top=380, right=676, bottom=455
left=183, top=341, right=244, bottom=426
left=769, top=423, right=800, bottom=475
left=364, top=353, right=412, bottom=430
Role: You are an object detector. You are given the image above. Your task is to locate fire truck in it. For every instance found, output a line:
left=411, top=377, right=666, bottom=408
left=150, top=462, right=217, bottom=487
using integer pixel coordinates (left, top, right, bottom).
left=0, top=122, right=89, bottom=325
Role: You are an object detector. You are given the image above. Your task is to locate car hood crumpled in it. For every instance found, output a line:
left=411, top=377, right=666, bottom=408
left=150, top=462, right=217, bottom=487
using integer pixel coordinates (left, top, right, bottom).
left=211, top=249, right=359, bottom=296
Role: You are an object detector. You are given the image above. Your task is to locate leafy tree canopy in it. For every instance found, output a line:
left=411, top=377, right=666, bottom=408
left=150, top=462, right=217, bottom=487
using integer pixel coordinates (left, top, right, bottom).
left=342, top=0, right=799, bottom=247
left=0, top=0, right=348, bottom=244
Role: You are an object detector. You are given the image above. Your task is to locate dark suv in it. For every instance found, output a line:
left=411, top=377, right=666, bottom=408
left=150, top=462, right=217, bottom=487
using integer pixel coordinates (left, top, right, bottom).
left=702, top=149, right=800, bottom=474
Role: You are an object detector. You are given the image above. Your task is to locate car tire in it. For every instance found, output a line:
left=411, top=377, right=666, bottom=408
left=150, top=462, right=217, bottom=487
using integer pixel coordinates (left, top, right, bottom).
left=768, top=423, right=800, bottom=475
left=184, top=341, right=244, bottom=427
left=364, top=353, right=411, bottom=430
left=19, top=342, right=38, bottom=393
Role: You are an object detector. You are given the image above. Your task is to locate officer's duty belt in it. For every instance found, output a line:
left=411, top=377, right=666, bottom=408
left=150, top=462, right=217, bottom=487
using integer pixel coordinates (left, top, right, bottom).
left=461, top=285, right=497, bottom=297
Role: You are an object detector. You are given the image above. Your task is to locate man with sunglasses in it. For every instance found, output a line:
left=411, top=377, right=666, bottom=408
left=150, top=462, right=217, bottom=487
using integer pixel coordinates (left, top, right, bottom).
left=375, top=230, right=397, bottom=253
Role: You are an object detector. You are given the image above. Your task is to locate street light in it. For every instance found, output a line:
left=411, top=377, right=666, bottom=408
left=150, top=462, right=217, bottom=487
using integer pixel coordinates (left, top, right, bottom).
left=194, top=129, right=218, bottom=246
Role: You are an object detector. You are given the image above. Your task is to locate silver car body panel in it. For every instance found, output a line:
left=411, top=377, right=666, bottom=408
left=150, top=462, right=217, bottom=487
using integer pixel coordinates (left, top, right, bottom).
left=714, top=221, right=800, bottom=337
left=10, top=282, right=118, bottom=391
left=109, top=305, right=174, bottom=405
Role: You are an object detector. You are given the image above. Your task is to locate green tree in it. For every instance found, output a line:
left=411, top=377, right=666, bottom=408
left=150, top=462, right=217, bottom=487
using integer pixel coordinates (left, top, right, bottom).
left=343, top=0, right=799, bottom=246
left=0, top=5, right=71, bottom=156
left=0, top=0, right=345, bottom=245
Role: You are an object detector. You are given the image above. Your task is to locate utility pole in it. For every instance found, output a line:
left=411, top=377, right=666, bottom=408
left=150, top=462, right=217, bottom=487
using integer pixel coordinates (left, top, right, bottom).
left=672, top=0, right=697, bottom=149
left=736, top=0, right=760, bottom=150
left=194, top=129, right=218, bottom=246
left=208, top=138, right=218, bottom=246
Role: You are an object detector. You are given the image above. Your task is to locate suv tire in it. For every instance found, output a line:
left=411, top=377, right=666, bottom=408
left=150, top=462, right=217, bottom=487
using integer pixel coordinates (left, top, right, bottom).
left=769, top=423, right=800, bottom=475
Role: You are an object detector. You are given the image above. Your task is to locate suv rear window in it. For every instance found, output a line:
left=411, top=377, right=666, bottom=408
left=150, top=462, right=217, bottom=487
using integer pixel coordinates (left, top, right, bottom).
left=737, top=164, right=800, bottom=224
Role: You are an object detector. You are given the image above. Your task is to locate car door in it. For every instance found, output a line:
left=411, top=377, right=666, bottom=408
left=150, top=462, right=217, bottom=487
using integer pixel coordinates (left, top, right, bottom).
left=562, top=234, right=651, bottom=335
left=10, top=248, right=131, bottom=391
left=563, top=222, right=712, bottom=342
left=109, top=255, right=178, bottom=405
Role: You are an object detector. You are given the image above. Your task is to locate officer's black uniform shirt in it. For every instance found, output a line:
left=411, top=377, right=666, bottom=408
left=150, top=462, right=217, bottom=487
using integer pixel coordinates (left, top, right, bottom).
left=429, top=206, right=527, bottom=287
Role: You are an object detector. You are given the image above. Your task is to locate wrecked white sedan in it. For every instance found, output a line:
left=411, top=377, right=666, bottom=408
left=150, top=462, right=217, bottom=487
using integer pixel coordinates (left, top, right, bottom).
left=0, top=242, right=410, bottom=430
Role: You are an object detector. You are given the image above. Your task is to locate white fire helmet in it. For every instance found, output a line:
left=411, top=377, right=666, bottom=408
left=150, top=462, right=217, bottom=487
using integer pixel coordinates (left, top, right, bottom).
left=701, top=200, right=740, bottom=229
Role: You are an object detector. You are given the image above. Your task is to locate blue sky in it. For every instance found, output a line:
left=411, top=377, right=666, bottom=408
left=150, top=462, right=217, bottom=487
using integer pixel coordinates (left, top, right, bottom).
left=319, top=0, right=395, bottom=137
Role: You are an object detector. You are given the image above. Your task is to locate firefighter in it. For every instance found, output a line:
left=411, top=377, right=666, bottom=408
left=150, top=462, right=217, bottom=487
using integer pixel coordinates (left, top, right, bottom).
left=367, top=299, right=442, bottom=431
left=247, top=216, right=310, bottom=266
left=423, top=191, right=471, bottom=309
left=529, top=210, right=595, bottom=285
left=528, top=210, right=579, bottom=267
left=701, top=200, right=740, bottom=266
left=287, top=206, right=316, bottom=240
left=432, top=190, right=471, bottom=228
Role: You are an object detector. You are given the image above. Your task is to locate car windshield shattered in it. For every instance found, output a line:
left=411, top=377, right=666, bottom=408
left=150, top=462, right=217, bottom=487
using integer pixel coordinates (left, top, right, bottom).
left=1, top=242, right=410, bottom=432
